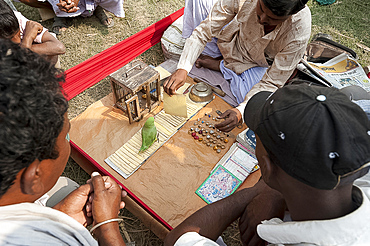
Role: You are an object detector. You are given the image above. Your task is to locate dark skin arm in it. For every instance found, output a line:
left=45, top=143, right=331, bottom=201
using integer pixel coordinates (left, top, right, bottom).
left=89, top=173, right=126, bottom=246
left=164, top=69, right=240, bottom=132
left=239, top=181, right=286, bottom=246
left=21, top=21, right=66, bottom=57
left=164, top=179, right=286, bottom=246
left=165, top=180, right=274, bottom=246
left=36, top=31, right=66, bottom=56
left=20, top=20, right=43, bottom=50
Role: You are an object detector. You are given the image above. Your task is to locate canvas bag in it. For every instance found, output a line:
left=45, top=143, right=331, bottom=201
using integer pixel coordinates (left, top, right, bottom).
left=161, top=16, right=185, bottom=61
left=305, top=33, right=358, bottom=63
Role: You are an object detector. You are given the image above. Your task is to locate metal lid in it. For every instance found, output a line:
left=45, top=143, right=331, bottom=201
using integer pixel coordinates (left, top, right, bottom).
left=189, top=82, right=213, bottom=103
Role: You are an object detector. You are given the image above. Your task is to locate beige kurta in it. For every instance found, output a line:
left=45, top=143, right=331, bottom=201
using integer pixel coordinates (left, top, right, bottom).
left=177, top=0, right=311, bottom=113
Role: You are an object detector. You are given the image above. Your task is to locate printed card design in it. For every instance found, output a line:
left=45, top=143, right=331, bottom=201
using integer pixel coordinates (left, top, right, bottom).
left=196, top=165, right=241, bottom=204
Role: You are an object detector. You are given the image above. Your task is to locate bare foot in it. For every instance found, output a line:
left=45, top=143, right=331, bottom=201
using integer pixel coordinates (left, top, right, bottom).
left=52, top=17, right=68, bottom=35
left=195, top=54, right=223, bottom=72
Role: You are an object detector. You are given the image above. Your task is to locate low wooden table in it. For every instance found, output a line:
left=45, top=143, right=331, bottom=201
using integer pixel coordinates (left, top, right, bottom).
left=69, top=80, right=260, bottom=239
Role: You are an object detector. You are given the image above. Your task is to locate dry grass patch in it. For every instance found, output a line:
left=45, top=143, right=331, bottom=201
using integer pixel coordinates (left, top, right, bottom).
left=11, top=0, right=370, bottom=245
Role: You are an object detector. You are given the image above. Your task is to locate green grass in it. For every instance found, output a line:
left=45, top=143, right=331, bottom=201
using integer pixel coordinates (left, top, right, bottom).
left=307, top=0, right=370, bottom=66
left=11, top=0, right=370, bottom=245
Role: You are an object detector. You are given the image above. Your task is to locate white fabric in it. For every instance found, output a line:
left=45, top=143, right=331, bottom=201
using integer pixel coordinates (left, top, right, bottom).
left=0, top=203, right=98, bottom=245
left=46, top=0, right=125, bottom=18
left=161, top=16, right=186, bottom=61
left=175, top=232, right=219, bottom=246
left=353, top=100, right=370, bottom=120
left=183, top=0, right=222, bottom=58
left=35, top=176, right=79, bottom=207
left=14, top=11, right=47, bottom=44
left=174, top=173, right=370, bottom=245
left=174, top=234, right=226, bottom=246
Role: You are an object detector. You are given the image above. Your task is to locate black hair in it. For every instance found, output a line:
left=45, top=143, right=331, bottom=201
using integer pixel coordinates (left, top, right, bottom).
left=262, top=0, right=309, bottom=16
left=0, top=0, right=19, bottom=39
left=0, top=39, right=68, bottom=197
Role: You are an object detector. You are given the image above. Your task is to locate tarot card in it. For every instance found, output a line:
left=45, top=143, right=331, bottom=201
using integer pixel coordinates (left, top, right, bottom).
left=196, top=165, right=241, bottom=204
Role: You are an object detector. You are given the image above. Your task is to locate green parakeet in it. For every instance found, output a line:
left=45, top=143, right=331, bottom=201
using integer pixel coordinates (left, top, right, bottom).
left=139, top=117, right=157, bottom=152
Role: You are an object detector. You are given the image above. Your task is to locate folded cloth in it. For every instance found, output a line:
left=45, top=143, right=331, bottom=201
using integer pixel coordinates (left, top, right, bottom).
left=220, top=60, right=267, bottom=105
left=183, top=0, right=221, bottom=58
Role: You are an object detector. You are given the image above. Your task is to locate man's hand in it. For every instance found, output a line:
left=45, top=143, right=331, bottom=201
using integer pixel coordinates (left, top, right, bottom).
left=163, top=69, right=188, bottom=95
left=88, top=172, right=127, bottom=246
left=239, top=180, right=286, bottom=246
left=57, top=0, right=80, bottom=13
left=21, top=21, right=43, bottom=49
left=88, top=173, right=126, bottom=224
left=53, top=183, right=93, bottom=227
left=215, top=108, right=242, bottom=132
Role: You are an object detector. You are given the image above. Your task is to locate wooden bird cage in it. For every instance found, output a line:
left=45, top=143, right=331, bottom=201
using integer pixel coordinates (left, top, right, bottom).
left=110, top=60, right=161, bottom=124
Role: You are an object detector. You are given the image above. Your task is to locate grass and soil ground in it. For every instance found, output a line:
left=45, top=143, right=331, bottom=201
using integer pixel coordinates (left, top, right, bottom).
left=13, top=0, right=370, bottom=245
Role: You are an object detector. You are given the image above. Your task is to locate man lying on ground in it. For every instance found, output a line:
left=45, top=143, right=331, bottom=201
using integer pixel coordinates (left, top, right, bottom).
left=0, top=0, right=65, bottom=65
left=164, top=0, right=311, bottom=132
left=165, top=83, right=370, bottom=246
left=0, top=39, right=126, bottom=246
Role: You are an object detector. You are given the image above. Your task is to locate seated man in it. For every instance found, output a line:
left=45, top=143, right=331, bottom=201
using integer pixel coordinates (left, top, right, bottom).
left=165, top=83, right=370, bottom=245
left=164, top=0, right=311, bottom=132
left=0, top=0, right=66, bottom=65
left=19, top=0, right=125, bottom=34
left=0, top=39, right=126, bottom=245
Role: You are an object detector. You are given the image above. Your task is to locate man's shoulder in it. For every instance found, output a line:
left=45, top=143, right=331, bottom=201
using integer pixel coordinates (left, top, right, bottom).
left=281, top=6, right=311, bottom=41
left=0, top=203, right=98, bottom=245
left=291, top=6, right=311, bottom=26
left=239, top=0, right=256, bottom=11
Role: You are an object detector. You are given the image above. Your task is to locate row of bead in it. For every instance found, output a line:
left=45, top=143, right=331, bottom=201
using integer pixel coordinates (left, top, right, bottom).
left=188, top=112, right=230, bottom=153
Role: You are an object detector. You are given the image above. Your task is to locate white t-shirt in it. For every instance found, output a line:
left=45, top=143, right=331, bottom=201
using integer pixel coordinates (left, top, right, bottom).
left=0, top=203, right=98, bottom=245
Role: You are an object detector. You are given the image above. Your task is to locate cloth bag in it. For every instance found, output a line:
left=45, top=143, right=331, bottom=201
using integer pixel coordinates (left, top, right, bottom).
left=161, top=16, right=185, bottom=61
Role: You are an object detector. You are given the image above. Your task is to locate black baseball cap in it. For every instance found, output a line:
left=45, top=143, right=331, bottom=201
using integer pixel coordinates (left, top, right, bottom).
left=244, top=84, right=370, bottom=190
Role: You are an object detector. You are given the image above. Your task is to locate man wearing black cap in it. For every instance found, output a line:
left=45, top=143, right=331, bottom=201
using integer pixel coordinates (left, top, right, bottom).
left=165, top=83, right=370, bottom=246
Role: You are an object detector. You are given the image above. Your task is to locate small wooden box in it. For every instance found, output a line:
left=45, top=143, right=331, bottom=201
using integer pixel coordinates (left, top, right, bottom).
left=110, top=60, right=161, bottom=124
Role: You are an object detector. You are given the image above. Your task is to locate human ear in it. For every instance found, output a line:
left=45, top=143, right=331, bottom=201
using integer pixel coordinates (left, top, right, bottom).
left=20, top=160, right=44, bottom=195
left=259, top=155, right=275, bottom=185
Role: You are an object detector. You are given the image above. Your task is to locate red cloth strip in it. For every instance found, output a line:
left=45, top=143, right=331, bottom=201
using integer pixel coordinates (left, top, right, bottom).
left=63, top=8, right=184, bottom=100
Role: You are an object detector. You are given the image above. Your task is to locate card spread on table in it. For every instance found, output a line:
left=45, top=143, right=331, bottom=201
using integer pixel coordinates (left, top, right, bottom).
left=196, top=165, right=241, bottom=204
left=211, top=142, right=258, bottom=182
left=163, top=92, right=187, bottom=118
